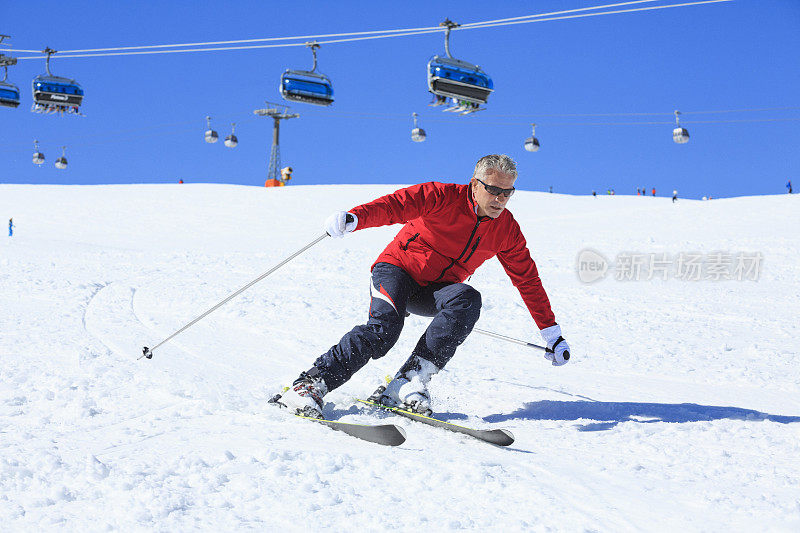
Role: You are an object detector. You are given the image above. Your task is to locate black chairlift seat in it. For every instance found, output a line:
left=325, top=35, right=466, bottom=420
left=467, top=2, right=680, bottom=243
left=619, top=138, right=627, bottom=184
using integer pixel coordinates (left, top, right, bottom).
left=427, top=55, right=493, bottom=105
left=280, top=70, right=334, bottom=107
left=32, top=74, right=84, bottom=114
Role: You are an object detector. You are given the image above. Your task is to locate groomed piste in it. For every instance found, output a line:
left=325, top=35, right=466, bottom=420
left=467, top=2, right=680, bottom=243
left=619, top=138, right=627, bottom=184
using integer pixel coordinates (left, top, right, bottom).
left=1, top=183, right=799, bottom=530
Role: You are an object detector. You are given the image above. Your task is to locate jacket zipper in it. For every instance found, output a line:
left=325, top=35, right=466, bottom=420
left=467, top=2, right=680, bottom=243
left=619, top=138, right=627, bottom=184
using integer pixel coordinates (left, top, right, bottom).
left=400, top=233, right=420, bottom=251
left=433, top=218, right=485, bottom=282
left=463, top=236, right=481, bottom=263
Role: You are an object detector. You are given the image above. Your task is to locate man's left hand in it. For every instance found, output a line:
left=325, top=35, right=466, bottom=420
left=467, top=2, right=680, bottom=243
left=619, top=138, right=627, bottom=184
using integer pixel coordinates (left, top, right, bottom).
left=540, top=324, right=571, bottom=366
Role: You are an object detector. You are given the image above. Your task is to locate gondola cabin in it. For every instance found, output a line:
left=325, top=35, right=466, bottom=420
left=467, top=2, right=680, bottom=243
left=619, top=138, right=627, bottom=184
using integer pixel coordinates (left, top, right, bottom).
left=672, top=110, right=689, bottom=144
left=32, top=140, right=44, bottom=165
left=204, top=116, right=218, bottom=143
left=410, top=112, right=426, bottom=142
left=32, top=75, right=83, bottom=114
left=427, top=56, right=493, bottom=105
left=672, top=127, right=690, bottom=144
left=223, top=122, right=238, bottom=147
left=54, top=146, right=68, bottom=169
left=524, top=136, right=540, bottom=152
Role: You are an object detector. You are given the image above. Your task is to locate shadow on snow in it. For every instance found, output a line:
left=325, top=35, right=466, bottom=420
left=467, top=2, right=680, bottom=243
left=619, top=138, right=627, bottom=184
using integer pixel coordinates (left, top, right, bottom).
left=481, top=400, right=800, bottom=432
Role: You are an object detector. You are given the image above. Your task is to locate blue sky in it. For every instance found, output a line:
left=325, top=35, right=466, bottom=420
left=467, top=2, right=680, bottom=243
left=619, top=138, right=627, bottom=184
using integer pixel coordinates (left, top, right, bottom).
left=1, top=0, right=798, bottom=198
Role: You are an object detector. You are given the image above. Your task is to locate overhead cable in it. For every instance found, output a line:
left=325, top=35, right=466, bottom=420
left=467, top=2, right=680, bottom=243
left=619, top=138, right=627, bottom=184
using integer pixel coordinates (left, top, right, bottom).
left=459, top=0, right=662, bottom=27
left=10, top=0, right=732, bottom=60
left=1, top=112, right=795, bottom=155
left=299, top=108, right=800, bottom=127
left=8, top=1, right=660, bottom=55
left=460, top=0, right=732, bottom=32
left=491, top=106, right=800, bottom=119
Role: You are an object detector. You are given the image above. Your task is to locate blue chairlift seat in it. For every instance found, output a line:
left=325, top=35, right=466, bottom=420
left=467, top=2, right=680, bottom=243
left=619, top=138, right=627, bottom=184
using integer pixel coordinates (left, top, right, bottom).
left=280, top=70, right=334, bottom=106
left=0, top=81, right=20, bottom=108
left=427, top=55, right=493, bottom=105
left=32, top=75, right=84, bottom=114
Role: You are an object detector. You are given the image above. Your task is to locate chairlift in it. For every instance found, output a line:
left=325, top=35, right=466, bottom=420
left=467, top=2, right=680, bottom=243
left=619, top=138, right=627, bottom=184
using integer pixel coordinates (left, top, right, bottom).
left=0, top=58, right=20, bottom=108
left=224, top=123, right=238, bottom=148
left=32, top=48, right=84, bottom=115
left=411, top=112, right=426, bottom=142
left=280, top=42, right=334, bottom=107
left=427, top=19, right=493, bottom=115
left=55, top=146, right=67, bottom=169
left=32, top=140, right=45, bottom=165
left=524, top=124, right=540, bottom=152
left=672, top=110, right=689, bottom=144
left=204, top=116, right=218, bottom=143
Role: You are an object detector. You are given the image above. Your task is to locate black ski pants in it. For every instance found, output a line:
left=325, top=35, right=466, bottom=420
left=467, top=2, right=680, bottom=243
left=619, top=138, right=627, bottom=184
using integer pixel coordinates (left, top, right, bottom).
left=313, top=262, right=481, bottom=391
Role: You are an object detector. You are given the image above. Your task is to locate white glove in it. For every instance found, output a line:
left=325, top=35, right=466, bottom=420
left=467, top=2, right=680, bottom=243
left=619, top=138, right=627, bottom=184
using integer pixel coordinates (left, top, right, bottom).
left=540, top=324, right=571, bottom=366
left=325, top=211, right=358, bottom=238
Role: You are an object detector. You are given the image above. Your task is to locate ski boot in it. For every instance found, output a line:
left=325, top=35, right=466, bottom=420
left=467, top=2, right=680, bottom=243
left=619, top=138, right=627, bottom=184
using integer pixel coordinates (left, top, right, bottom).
left=369, top=356, right=438, bottom=416
left=269, top=369, right=328, bottom=419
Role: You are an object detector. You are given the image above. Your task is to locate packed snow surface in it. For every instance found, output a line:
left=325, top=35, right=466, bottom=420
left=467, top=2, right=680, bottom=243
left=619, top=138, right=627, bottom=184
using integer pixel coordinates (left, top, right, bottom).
left=1, top=183, right=799, bottom=531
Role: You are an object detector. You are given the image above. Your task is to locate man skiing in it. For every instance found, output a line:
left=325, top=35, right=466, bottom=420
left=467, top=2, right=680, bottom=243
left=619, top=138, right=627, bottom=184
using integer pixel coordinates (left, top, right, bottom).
left=273, top=154, right=571, bottom=419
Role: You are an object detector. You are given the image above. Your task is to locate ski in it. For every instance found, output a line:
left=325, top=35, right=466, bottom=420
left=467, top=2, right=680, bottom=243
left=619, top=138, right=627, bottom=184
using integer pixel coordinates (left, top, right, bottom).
left=269, top=395, right=406, bottom=446
left=296, top=414, right=407, bottom=446
left=357, top=398, right=515, bottom=447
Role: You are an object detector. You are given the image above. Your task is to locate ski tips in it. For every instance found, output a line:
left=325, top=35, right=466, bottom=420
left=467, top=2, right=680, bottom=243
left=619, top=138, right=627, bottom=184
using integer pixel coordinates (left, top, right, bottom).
left=497, top=429, right=515, bottom=443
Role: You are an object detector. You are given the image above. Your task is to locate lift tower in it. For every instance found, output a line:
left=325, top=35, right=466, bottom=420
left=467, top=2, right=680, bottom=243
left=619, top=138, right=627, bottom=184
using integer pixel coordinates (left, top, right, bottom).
left=253, top=102, right=299, bottom=184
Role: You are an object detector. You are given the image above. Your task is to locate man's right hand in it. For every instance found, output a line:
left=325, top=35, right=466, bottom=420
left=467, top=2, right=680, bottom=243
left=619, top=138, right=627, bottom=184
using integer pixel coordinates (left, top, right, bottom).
left=325, top=211, right=358, bottom=238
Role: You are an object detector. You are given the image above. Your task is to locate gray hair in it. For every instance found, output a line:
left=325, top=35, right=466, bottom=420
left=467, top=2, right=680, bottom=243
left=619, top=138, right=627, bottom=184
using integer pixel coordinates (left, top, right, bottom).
left=473, top=154, right=518, bottom=180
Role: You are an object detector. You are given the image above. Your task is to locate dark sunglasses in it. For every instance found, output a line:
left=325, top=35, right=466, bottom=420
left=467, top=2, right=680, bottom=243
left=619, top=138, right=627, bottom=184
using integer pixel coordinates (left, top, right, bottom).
left=475, top=178, right=515, bottom=198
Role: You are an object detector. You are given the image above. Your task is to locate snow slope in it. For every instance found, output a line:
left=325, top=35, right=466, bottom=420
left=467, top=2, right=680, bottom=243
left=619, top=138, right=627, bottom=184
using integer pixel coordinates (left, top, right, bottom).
left=1, top=183, right=799, bottom=531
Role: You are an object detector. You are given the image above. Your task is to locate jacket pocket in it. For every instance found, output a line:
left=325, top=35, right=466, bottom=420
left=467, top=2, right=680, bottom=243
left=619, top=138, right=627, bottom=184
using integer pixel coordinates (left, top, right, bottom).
left=400, top=232, right=420, bottom=251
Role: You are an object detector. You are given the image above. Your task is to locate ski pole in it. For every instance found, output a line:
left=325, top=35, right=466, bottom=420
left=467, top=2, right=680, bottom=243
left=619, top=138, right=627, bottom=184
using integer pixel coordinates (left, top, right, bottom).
left=473, top=327, right=569, bottom=360
left=140, top=231, right=330, bottom=361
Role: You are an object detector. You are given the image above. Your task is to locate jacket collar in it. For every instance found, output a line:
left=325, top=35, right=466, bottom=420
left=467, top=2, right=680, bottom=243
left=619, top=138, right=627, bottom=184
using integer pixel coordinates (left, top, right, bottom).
left=466, top=182, right=494, bottom=222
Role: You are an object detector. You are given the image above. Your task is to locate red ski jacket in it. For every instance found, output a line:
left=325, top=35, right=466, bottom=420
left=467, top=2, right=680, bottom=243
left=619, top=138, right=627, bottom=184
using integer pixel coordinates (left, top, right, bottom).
left=349, top=181, right=557, bottom=330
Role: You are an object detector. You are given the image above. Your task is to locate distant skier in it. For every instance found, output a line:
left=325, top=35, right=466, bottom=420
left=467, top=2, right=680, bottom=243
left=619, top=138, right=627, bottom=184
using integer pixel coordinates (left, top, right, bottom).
left=272, top=154, right=571, bottom=419
left=8, top=218, right=13, bottom=237
left=592, top=190, right=597, bottom=197
left=788, top=180, right=793, bottom=194
left=672, top=189, right=678, bottom=203
left=652, top=188, right=656, bottom=196
left=179, top=179, right=184, bottom=184
left=281, top=166, right=293, bottom=184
